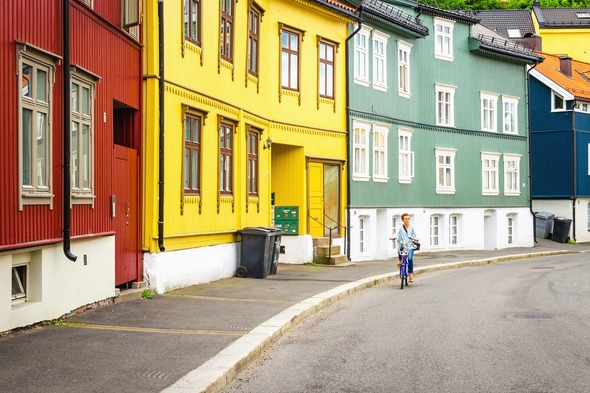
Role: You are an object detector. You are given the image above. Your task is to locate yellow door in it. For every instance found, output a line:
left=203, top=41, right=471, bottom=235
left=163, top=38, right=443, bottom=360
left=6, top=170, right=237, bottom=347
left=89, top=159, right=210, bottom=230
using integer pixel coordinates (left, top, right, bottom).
left=308, top=162, right=324, bottom=237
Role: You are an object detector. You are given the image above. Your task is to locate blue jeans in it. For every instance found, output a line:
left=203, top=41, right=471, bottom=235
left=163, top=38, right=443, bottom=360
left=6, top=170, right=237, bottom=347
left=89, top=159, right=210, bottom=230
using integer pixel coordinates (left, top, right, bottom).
left=398, top=249, right=414, bottom=274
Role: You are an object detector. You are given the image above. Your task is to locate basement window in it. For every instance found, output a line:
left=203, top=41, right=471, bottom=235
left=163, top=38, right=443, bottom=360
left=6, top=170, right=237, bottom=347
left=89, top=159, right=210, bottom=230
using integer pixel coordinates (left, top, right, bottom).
left=12, top=265, right=27, bottom=304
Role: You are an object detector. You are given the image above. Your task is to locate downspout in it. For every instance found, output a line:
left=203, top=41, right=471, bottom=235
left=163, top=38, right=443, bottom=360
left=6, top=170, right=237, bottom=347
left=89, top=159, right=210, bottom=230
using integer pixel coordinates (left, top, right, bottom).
left=572, top=102, right=577, bottom=242
left=63, top=0, right=77, bottom=261
left=526, top=62, right=539, bottom=243
left=157, top=0, right=165, bottom=251
left=345, top=7, right=363, bottom=260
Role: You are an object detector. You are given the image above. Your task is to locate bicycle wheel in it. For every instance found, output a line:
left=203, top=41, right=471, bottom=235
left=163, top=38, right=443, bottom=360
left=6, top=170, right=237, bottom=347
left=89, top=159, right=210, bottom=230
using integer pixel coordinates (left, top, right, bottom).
left=400, top=259, right=405, bottom=289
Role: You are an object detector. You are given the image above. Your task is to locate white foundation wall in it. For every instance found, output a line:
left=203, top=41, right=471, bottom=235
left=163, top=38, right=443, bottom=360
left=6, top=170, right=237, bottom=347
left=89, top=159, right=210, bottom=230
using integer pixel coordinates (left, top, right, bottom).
left=143, top=242, right=239, bottom=294
left=278, top=234, right=313, bottom=264
left=532, top=198, right=590, bottom=243
left=348, top=207, right=534, bottom=262
left=1, top=236, right=115, bottom=333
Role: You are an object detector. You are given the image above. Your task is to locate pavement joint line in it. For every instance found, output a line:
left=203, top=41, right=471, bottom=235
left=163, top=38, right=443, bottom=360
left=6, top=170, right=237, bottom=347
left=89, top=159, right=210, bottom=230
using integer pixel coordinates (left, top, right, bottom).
left=164, top=294, right=295, bottom=304
left=61, top=322, right=247, bottom=336
left=162, top=248, right=579, bottom=393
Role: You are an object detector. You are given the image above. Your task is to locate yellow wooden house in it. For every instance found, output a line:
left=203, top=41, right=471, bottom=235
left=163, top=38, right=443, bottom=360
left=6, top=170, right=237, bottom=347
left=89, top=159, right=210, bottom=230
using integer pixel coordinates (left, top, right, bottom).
left=142, top=0, right=358, bottom=292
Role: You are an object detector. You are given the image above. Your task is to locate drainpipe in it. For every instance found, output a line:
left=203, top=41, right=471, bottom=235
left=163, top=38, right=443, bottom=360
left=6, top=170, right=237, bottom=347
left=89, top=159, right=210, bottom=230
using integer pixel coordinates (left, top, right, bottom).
left=572, top=102, right=577, bottom=242
left=157, top=0, right=165, bottom=251
left=345, top=8, right=363, bottom=260
left=526, top=62, right=539, bottom=243
left=63, top=0, right=77, bottom=262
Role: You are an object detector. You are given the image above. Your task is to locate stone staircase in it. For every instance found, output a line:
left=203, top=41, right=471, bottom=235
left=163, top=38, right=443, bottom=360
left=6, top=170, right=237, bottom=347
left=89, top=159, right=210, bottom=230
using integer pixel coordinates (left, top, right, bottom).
left=313, top=237, right=351, bottom=265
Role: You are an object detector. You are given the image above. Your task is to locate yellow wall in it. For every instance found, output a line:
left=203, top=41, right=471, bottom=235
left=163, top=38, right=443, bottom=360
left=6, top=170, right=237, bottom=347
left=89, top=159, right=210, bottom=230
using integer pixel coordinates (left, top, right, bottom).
left=143, top=0, right=355, bottom=253
left=532, top=14, right=590, bottom=63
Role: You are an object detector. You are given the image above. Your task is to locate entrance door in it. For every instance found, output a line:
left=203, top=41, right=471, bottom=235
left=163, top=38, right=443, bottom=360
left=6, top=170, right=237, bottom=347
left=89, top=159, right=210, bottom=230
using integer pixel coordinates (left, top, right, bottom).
left=113, top=145, right=140, bottom=285
left=308, top=162, right=341, bottom=237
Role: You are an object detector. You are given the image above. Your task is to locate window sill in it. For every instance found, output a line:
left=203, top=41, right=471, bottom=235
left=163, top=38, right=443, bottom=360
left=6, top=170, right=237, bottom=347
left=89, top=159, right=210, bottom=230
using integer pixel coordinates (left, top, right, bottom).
left=398, top=90, right=411, bottom=99
left=435, top=53, right=454, bottom=61
left=436, top=189, right=455, bottom=195
left=12, top=300, right=41, bottom=312
left=398, top=178, right=412, bottom=184
left=372, top=84, right=388, bottom=93
left=353, top=78, right=369, bottom=87
left=373, top=176, right=389, bottom=183
left=352, top=175, right=370, bottom=182
left=482, top=191, right=500, bottom=196
left=504, top=192, right=521, bottom=196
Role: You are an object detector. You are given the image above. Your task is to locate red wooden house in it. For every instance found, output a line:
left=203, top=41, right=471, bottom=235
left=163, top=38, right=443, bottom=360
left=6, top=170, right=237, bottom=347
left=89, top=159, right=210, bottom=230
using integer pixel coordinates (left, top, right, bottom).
left=0, top=0, right=142, bottom=332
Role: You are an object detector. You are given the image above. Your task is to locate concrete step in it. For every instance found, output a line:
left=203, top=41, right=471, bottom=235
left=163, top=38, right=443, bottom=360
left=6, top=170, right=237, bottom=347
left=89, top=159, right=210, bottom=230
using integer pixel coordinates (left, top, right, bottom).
left=315, top=253, right=350, bottom=266
left=316, top=245, right=341, bottom=257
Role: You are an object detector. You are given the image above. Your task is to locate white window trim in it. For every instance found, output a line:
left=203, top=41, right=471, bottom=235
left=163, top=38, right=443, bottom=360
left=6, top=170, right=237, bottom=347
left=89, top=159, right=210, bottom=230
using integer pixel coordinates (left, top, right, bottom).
left=574, top=101, right=590, bottom=114
left=481, top=152, right=501, bottom=196
left=353, top=26, right=372, bottom=87
left=430, top=214, right=442, bottom=247
left=435, top=148, right=456, bottom=194
left=434, top=17, right=455, bottom=61
left=552, top=90, right=567, bottom=112
left=449, top=214, right=460, bottom=246
left=397, top=40, right=412, bottom=98
left=372, top=30, right=389, bottom=92
left=503, top=153, right=521, bottom=196
left=353, top=120, right=370, bottom=181
left=480, top=91, right=499, bottom=132
left=435, top=84, right=456, bottom=127
left=372, top=124, right=389, bottom=182
left=507, top=214, right=515, bottom=245
left=502, top=95, right=519, bottom=135
left=398, top=128, right=414, bottom=184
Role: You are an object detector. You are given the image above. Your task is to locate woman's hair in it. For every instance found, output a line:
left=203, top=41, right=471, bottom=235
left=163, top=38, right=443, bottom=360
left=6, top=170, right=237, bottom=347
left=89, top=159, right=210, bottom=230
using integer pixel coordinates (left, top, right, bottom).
left=401, top=213, right=410, bottom=220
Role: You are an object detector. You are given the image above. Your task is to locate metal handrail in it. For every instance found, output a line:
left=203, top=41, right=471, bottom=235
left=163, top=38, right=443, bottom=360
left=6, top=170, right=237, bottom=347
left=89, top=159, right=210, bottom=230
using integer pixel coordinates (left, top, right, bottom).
left=309, top=214, right=351, bottom=261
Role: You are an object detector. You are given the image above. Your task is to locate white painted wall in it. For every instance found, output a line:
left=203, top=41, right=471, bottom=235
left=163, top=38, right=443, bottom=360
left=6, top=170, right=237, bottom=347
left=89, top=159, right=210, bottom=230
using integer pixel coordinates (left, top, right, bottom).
left=278, top=235, right=313, bottom=264
left=533, top=198, right=590, bottom=243
left=1, top=236, right=115, bottom=333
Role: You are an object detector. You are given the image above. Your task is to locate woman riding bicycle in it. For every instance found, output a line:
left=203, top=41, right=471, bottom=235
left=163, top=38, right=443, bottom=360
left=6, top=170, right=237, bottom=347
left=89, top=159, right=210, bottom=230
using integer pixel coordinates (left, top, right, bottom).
left=394, top=213, right=419, bottom=282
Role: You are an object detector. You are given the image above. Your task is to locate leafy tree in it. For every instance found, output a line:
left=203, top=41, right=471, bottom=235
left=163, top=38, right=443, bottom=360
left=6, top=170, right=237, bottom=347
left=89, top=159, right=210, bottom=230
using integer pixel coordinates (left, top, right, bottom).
left=419, top=0, right=590, bottom=9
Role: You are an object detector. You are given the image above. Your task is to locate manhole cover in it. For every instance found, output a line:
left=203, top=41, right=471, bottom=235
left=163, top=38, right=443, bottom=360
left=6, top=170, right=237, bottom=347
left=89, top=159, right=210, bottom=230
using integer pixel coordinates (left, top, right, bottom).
left=505, top=313, right=554, bottom=320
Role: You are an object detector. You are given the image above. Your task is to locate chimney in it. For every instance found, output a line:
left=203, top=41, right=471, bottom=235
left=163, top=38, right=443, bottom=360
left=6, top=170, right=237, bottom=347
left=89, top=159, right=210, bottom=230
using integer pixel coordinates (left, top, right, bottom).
left=558, top=55, right=572, bottom=78
left=522, top=33, right=542, bottom=51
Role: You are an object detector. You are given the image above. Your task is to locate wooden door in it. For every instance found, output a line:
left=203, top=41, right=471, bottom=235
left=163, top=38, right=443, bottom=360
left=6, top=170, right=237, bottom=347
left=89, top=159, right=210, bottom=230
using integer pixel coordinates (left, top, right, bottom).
left=308, top=162, right=324, bottom=237
left=113, top=145, right=140, bottom=285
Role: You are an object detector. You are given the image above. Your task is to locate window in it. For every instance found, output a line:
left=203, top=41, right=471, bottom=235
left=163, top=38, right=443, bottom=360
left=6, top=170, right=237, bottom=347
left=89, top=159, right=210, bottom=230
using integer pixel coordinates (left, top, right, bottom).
left=575, top=11, right=590, bottom=19
left=481, top=153, right=500, bottom=195
left=397, top=40, right=412, bottom=98
left=504, top=154, right=521, bottom=196
left=12, top=265, right=27, bottom=304
left=18, top=44, right=57, bottom=209
left=184, top=112, right=202, bottom=194
left=507, top=215, right=514, bottom=244
left=184, top=0, right=201, bottom=45
left=359, top=216, right=366, bottom=253
left=219, top=122, right=233, bottom=194
left=353, top=121, right=370, bottom=180
left=587, top=202, right=590, bottom=231
left=281, top=28, right=300, bottom=91
left=434, top=18, right=454, bottom=61
left=220, top=0, right=235, bottom=62
left=435, top=84, right=455, bottom=127
left=588, top=144, right=590, bottom=176
left=71, top=72, right=96, bottom=202
left=552, top=91, right=565, bottom=111
left=81, top=0, right=93, bottom=7
left=502, top=96, right=519, bottom=134
left=247, top=128, right=259, bottom=196
left=480, top=92, right=499, bottom=132
left=449, top=214, right=458, bottom=245
left=319, top=40, right=335, bottom=99
left=392, top=215, right=399, bottom=250
left=247, top=6, right=260, bottom=76
left=398, top=128, right=414, bottom=183
left=353, top=26, right=371, bottom=85
left=435, top=148, right=456, bottom=194
left=372, top=125, right=388, bottom=181
left=430, top=215, right=440, bottom=246
left=575, top=102, right=590, bottom=113
left=123, top=0, right=140, bottom=38
left=372, top=31, right=388, bottom=91
left=506, top=28, right=521, bottom=38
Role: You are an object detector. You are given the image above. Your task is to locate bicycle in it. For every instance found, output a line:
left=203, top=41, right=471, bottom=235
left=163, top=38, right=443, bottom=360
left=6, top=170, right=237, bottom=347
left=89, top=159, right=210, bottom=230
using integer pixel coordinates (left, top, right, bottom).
left=392, top=238, right=413, bottom=289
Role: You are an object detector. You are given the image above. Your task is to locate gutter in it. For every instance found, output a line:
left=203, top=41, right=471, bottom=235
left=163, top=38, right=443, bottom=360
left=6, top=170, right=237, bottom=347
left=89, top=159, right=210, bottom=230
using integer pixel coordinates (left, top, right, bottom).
left=62, top=0, right=77, bottom=262
left=157, top=0, right=165, bottom=252
left=345, top=7, right=363, bottom=261
left=572, top=103, right=577, bottom=242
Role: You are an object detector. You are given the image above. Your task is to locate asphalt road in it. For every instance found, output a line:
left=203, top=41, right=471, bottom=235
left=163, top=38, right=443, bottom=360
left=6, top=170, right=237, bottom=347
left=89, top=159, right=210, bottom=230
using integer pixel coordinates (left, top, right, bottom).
left=223, top=253, right=590, bottom=393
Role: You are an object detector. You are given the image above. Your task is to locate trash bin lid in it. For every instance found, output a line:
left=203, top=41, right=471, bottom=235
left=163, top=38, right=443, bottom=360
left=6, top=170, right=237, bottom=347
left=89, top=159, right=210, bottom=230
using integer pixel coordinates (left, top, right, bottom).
left=535, top=211, right=555, bottom=219
left=553, top=217, right=572, bottom=222
left=238, top=227, right=276, bottom=236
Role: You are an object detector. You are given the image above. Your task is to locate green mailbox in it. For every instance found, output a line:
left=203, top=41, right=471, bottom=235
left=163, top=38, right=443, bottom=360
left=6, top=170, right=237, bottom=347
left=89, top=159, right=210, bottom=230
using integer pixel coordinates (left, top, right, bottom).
left=274, top=206, right=299, bottom=235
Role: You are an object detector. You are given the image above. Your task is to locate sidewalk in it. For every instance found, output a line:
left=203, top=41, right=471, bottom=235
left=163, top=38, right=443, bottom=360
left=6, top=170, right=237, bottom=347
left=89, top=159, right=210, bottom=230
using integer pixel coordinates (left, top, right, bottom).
left=0, top=238, right=588, bottom=393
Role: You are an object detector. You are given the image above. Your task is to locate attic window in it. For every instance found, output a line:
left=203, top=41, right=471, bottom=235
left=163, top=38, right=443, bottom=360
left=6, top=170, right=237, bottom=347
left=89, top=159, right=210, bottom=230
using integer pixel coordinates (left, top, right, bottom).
left=506, top=29, right=521, bottom=38
left=575, top=12, right=590, bottom=19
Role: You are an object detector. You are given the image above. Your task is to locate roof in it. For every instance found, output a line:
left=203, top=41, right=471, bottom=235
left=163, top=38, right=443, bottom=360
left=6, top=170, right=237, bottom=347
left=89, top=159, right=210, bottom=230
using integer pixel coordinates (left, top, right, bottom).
left=533, top=3, right=590, bottom=29
left=471, top=9, right=535, bottom=40
left=534, top=52, right=590, bottom=100
left=362, top=0, right=429, bottom=37
left=312, top=0, right=359, bottom=19
left=417, top=2, right=479, bottom=24
left=469, top=23, right=544, bottom=64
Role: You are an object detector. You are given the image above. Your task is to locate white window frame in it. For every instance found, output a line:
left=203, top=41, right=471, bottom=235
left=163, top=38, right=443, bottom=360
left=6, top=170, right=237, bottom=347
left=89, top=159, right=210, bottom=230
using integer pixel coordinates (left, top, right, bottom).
left=435, top=84, right=455, bottom=127
left=353, top=120, right=370, bottom=181
left=430, top=215, right=441, bottom=246
left=449, top=214, right=459, bottom=245
left=552, top=91, right=566, bottom=112
left=397, top=40, right=412, bottom=98
left=480, top=91, right=499, bottom=132
left=507, top=214, right=515, bottom=245
left=372, top=31, right=388, bottom=92
left=398, top=128, right=414, bottom=183
left=391, top=215, right=399, bottom=250
left=435, top=148, right=456, bottom=194
left=123, top=0, right=141, bottom=39
left=359, top=216, right=367, bottom=254
left=502, top=95, right=519, bottom=134
left=372, top=124, right=389, bottom=182
left=353, top=26, right=371, bottom=86
left=503, top=154, right=521, bottom=196
left=434, top=17, right=454, bottom=61
left=12, top=264, right=28, bottom=304
left=481, top=152, right=500, bottom=195
left=575, top=102, right=589, bottom=113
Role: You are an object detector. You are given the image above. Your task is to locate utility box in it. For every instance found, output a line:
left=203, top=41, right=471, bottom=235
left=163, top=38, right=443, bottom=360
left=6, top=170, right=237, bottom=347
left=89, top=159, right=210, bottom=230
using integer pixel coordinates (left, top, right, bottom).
left=274, top=206, right=299, bottom=235
left=552, top=217, right=572, bottom=243
left=535, top=211, right=554, bottom=239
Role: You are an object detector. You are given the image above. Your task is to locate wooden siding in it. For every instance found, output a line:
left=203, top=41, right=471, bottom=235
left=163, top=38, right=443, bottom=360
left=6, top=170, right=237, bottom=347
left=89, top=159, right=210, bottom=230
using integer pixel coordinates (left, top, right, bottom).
left=0, top=1, right=141, bottom=249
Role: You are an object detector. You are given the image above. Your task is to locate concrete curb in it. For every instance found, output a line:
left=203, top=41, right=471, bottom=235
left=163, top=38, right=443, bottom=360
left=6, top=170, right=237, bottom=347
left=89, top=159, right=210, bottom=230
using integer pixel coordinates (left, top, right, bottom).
left=161, top=249, right=576, bottom=393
